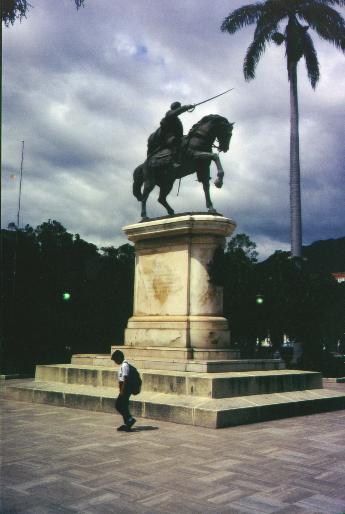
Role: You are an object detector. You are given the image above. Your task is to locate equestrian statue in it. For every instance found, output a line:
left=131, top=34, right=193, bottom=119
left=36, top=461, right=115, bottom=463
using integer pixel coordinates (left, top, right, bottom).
left=133, top=89, right=234, bottom=220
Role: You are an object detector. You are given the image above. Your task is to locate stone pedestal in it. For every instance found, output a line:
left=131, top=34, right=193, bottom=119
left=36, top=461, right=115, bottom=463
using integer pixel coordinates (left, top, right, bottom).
left=123, top=214, right=236, bottom=352
left=12, top=215, right=344, bottom=429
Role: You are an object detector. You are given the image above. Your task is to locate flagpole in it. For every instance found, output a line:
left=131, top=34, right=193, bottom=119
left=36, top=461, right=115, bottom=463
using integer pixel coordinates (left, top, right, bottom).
left=17, top=140, right=25, bottom=229
left=12, top=141, right=25, bottom=318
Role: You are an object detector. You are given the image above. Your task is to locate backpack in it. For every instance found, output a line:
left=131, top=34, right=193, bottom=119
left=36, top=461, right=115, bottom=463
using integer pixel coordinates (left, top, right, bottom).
left=127, top=363, right=142, bottom=395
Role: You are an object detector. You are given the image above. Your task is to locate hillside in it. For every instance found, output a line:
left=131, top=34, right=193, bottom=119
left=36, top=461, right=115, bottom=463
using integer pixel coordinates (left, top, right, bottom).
left=261, top=237, right=345, bottom=272
left=303, top=237, right=345, bottom=272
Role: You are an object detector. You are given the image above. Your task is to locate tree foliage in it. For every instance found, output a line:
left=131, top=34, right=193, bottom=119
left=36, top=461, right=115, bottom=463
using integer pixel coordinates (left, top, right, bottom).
left=1, top=220, right=134, bottom=374
left=2, top=222, right=344, bottom=375
left=2, top=0, right=85, bottom=27
left=221, top=0, right=345, bottom=84
left=208, top=233, right=345, bottom=368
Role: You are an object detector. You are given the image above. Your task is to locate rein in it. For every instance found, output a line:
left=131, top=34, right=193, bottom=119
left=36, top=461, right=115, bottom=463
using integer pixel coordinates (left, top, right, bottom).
left=177, top=178, right=182, bottom=196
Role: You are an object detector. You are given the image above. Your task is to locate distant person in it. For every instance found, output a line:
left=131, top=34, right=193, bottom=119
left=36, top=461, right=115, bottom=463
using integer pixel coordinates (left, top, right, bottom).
left=111, top=350, right=136, bottom=432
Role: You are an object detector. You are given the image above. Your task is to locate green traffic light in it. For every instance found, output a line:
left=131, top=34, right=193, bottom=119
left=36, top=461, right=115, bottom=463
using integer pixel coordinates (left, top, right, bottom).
left=256, top=295, right=264, bottom=305
left=62, top=292, right=71, bottom=301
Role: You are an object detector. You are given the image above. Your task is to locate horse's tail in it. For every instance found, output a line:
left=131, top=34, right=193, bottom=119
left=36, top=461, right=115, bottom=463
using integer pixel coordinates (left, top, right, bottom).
left=133, top=164, right=144, bottom=201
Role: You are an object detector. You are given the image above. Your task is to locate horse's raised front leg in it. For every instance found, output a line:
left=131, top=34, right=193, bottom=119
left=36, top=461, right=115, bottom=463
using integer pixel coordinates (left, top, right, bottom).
left=212, top=153, right=225, bottom=189
left=191, top=150, right=225, bottom=188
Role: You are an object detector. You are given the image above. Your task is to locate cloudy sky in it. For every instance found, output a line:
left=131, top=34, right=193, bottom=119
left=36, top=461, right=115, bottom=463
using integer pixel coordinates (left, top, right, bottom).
left=2, top=0, right=344, bottom=259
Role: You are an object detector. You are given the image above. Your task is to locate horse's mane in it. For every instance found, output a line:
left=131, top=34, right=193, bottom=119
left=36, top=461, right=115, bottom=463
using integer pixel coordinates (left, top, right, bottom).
left=187, top=114, right=228, bottom=137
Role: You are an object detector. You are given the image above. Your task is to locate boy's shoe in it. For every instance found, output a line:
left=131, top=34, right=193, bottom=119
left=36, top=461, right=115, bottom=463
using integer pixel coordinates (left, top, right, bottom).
left=117, top=424, right=127, bottom=431
left=127, top=418, right=136, bottom=430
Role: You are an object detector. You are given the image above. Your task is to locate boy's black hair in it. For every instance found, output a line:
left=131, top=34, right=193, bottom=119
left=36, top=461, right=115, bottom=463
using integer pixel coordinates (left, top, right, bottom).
left=111, top=350, right=124, bottom=362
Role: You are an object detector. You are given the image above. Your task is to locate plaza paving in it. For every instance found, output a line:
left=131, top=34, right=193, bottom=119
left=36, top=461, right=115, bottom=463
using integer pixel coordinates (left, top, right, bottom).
left=1, top=381, right=345, bottom=514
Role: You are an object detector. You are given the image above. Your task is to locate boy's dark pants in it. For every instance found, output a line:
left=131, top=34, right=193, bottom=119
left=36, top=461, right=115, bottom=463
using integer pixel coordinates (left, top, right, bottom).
left=115, top=391, right=132, bottom=425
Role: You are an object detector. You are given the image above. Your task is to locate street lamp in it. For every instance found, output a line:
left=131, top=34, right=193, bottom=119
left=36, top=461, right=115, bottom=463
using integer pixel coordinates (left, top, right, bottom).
left=256, top=294, right=264, bottom=305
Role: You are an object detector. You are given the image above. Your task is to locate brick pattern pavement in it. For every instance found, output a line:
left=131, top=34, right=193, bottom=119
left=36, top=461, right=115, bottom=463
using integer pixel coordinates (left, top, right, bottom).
left=1, top=392, right=345, bottom=514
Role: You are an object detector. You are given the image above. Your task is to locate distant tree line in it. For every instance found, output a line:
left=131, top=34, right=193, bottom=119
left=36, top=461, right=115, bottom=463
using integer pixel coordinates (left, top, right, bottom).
left=1, top=220, right=134, bottom=375
left=208, top=233, right=345, bottom=372
left=1, top=220, right=344, bottom=375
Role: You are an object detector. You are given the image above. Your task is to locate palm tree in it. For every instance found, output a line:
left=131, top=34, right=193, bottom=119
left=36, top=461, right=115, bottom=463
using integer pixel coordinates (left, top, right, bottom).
left=221, top=0, right=345, bottom=258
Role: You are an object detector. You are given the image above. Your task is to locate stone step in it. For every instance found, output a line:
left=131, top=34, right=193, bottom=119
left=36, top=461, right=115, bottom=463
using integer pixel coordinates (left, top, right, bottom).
left=71, top=354, right=285, bottom=372
left=114, top=346, right=242, bottom=361
left=35, top=364, right=322, bottom=398
left=71, top=351, right=241, bottom=366
left=3, top=379, right=345, bottom=429
left=71, top=354, right=111, bottom=366
left=140, top=369, right=322, bottom=398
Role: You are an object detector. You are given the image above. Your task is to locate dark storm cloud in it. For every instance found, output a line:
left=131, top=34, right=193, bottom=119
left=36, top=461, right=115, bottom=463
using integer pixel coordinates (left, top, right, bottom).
left=2, top=0, right=344, bottom=258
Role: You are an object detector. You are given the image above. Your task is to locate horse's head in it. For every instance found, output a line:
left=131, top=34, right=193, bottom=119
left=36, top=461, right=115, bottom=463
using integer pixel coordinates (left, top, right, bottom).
left=185, top=114, right=234, bottom=154
left=213, top=116, right=234, bottom=153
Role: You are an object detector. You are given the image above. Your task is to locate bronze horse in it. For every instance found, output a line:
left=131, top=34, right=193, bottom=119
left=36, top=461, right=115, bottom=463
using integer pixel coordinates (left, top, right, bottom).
left=133, top=114, right=234, bottom=220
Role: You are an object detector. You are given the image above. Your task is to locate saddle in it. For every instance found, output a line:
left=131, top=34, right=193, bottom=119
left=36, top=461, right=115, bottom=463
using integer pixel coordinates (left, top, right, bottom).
left=148, top=148, right=174, bottom=169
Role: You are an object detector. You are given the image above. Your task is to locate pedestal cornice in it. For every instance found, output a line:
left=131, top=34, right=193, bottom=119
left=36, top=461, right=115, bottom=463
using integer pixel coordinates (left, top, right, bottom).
left=123, top=213, right=236, bottom=243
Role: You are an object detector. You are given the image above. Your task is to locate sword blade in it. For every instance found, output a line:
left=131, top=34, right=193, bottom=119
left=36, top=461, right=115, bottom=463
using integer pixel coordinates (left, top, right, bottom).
left=194, top=88, right=234, bottom=107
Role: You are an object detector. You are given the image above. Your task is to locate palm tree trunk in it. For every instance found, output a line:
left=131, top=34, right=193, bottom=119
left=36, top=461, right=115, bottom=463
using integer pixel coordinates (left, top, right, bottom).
left=289, top=62, right=302, bottom=258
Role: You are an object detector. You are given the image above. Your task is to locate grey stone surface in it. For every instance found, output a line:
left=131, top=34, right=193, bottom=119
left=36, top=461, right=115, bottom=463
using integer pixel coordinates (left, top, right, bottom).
left=71, top=355, right=285, bottom=372
left=3, top=376, right=345, bottom=429
left=1, top=383, right=345, bottom=513
left=35, top=365, right=322, bottom=398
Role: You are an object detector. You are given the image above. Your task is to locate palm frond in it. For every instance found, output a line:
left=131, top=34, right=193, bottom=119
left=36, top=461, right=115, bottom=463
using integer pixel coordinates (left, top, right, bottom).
left=298, top=2, right=345, bottom=51
left=256, top=0, right=292, bottom=26
left=303, top=32, right=320, bottom=88
left=254, top=9, right=285, bottom=39
left=2, top=0, right=30, bottom=27
left=308, top=0, right=345, bottom=7
left=243, top=31, right=269, bottom=80
left=221, top=3, right=263, bottom=34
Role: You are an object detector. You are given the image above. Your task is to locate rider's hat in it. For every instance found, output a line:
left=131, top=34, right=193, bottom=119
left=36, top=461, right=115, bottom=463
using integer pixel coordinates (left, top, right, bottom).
left=170, top=101, right=181, bottom=110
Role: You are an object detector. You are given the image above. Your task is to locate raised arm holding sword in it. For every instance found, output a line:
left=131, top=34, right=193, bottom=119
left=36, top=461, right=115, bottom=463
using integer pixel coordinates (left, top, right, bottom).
left=147, top=88, right=234, bottom=171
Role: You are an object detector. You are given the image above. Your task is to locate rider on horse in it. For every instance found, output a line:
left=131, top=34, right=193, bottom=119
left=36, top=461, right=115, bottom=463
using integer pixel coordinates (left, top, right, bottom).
left=147, top=101, right=194, bottom=172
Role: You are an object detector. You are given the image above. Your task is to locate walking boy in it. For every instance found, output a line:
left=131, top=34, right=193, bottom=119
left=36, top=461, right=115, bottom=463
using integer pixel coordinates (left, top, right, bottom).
left=111, top=350, right=136, bottom=431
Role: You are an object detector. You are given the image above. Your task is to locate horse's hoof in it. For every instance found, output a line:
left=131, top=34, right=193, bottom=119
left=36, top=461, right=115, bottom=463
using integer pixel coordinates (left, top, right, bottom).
left=214, top=179, right=223, bottom=189
left=208, top=208, right=217, bottom=214
left=141, top=216, right=149, bottom=222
